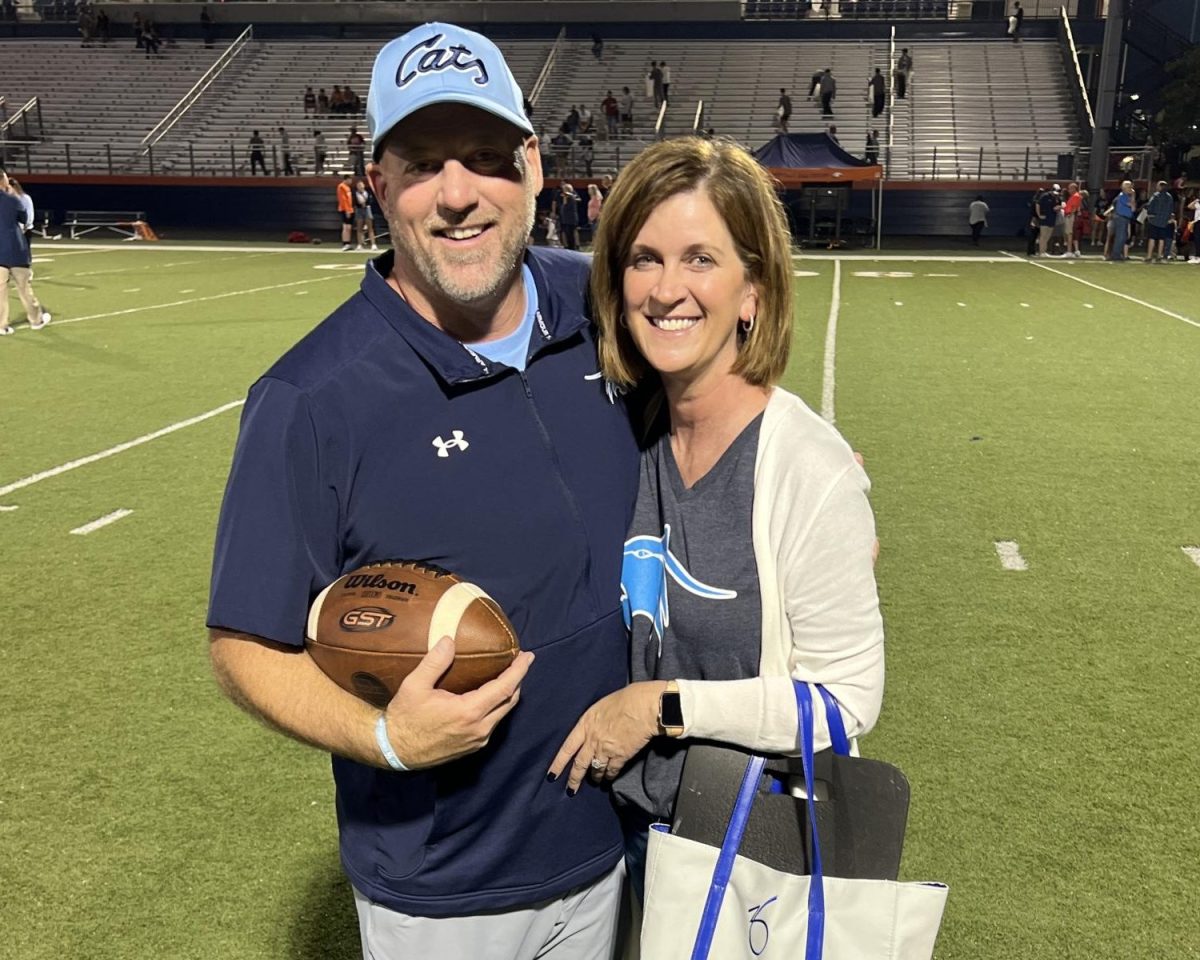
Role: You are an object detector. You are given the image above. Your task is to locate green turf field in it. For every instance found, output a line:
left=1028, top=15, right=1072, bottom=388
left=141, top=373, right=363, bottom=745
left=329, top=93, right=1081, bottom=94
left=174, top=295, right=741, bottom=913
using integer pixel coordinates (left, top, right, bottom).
left=2, top=243, right=1197, bottom=959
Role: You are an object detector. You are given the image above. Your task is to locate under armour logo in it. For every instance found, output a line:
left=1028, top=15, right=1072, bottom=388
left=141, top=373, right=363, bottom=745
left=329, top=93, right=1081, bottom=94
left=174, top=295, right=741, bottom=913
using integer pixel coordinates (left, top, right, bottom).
left=584, top=370, right=626, bottom=404
left=432, top=430, right=470, bottom=457
left=397, top=34, right=489, bottom=89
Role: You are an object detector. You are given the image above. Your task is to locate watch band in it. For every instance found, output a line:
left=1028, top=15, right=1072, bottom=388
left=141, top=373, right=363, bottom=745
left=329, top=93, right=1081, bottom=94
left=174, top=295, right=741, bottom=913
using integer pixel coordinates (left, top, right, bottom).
left=657, top=680, right=684, bottom=738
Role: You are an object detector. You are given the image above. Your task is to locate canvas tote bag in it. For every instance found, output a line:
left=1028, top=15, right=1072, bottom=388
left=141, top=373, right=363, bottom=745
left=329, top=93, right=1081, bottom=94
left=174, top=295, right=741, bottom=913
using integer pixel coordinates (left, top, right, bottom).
left=640, top=682, right=948, bottom=960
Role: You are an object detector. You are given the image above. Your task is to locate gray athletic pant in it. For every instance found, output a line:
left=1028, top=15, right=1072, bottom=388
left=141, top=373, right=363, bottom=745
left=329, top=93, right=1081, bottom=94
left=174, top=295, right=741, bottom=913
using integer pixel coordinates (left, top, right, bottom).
left=353, top=860, right=625, bottom=960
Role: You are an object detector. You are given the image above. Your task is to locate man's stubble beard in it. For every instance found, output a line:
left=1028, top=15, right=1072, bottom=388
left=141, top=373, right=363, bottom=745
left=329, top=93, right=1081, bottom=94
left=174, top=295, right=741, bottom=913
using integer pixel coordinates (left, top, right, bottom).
left=388, top=178, right=538, bottom=308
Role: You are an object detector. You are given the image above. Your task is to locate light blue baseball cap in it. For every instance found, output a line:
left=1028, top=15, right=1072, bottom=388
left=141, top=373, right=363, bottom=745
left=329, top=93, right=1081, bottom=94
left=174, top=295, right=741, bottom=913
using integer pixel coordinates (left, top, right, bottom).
left=367, top=22, right=533, bottom=160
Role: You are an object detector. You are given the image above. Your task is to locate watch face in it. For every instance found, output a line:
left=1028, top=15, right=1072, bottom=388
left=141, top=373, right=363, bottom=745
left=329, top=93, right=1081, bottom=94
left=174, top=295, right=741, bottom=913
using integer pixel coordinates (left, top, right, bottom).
left=661, top=691, right=684, bottom=729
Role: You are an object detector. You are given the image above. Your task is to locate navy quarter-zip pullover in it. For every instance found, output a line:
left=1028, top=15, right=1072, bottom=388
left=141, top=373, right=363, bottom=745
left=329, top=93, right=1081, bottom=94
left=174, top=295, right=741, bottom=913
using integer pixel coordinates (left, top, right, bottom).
left=209, top=247, right=640, bottom=915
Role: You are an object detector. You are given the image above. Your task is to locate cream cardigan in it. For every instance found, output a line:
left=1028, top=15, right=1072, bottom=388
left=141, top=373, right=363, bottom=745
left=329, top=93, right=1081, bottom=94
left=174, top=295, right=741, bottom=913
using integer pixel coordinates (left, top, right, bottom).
left=676, top=387, right=885, bottom=754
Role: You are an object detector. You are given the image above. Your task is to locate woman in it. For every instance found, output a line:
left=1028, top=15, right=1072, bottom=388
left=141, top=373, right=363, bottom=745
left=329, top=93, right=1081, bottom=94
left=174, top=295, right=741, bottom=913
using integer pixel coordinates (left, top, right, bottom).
left=1107, top=180, right=1136, bottom=261
left=548, top=138, right=884, bottom=899
left=586, top=182, right=603, bottom=239
left=352, top=178, right=378, bottom=251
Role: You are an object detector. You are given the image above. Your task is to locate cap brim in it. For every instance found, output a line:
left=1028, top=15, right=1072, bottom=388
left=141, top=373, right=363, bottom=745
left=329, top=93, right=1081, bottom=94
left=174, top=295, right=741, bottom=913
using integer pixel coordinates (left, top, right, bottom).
left=372, top=93, right=533, bottom=160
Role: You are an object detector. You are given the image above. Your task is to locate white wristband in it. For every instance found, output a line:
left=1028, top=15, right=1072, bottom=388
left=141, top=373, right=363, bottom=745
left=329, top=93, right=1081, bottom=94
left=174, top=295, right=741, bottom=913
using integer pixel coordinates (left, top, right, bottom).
left=374, top=714, right=408, bottom=772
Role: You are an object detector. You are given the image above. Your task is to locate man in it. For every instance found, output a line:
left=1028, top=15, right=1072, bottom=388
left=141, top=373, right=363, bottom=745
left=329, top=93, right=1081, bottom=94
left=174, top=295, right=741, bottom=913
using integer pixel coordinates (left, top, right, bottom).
left=868, top=67, right=886, bottom=118
left=660, top=61, right=671, bottom=104
left=864, top=128, right=880, bottom=165
left=1143, top=180, right=1173, bottom=263
left=618, top=85, right=634, bottom=136
left=206, top=22, right=638, bottom=959
left=336, top=171, right=354, bottom=250
left=0, top=170, right=50, bottom=336
left=895, top=48, right=912, bottom=99
left=248, top=130, right=267, bottom=175
left=601, top=90, right=618, bottom=139
left=818, top=68, right=837, bottom=117
left=650, top=61, right=664, bottom=109
left=278, top=127, right=294, bottom=176
left=968, top=194, right=989, bottom=247
left=346, top=125, right=367, bottom=177
left=1012, top=2, right=1024, bottom=41
left=777, top=88, right=792, bottom=133
left=1035, top=184, right=1059, bottom=257
left=312, top=129, right=327, bottom=174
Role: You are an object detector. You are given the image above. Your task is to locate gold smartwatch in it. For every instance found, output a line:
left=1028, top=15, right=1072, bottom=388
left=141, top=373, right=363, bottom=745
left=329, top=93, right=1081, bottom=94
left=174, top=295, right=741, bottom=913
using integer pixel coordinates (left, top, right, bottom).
left=657, top=680, right=684, bottom=737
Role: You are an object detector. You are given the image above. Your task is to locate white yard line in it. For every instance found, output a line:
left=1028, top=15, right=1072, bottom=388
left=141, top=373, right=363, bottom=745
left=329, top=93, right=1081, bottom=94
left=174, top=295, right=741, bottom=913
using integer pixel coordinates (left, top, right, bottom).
left=0, top=400, right=244, bottom=498
left=994, top=540, right=1029, bottom=571
left=50, top=276, right=338, bottom=328
left=36, top=242, right=374, bottom=255
left=794, top=254, right=1022, bottom=263
left=1002, top=252, right=1199, bottom=329
left=1182, top=547, right=1200, bottom=569
left=70, top=509, right=133, bottom=536
left=821, top=259, right=842, bottom=424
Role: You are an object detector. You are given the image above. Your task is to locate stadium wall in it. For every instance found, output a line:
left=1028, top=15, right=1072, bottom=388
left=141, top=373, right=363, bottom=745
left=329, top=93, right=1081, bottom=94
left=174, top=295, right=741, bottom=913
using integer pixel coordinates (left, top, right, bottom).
left=18, top=175, right=1070, bottom=241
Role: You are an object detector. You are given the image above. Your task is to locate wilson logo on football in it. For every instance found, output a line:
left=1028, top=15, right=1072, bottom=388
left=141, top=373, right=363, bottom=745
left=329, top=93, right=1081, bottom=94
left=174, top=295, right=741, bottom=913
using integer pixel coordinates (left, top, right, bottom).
left=339, top=606, right=397, bottom=632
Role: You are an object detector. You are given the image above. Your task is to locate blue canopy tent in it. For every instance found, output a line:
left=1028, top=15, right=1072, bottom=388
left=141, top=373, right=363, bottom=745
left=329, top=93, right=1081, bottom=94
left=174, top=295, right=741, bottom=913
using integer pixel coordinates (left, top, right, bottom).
left=752, top=133, right=884, bottom=248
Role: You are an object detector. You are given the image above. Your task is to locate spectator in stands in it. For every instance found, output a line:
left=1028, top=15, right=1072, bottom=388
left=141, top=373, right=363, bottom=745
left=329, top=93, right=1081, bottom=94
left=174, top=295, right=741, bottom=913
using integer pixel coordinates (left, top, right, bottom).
left=318, top=88, right=330, bottom=114
left=0, top=170, right=50, bottom=336
left=777, top=89, right=792, bottom=133
left=551, top=125, right=574, bottom=177
left=808, top=69, right=822, bottom=101
left=345, top=86, right=362, bottom=114
left=864, top=129, right=879, bottom=165
left=312, top=130, right=327, bottom=175
left=142, top=19, right=161, bottom=58
left=1, top=0, right=16, bottom=24
left=651, top=62, right=664, bottom=109
left=200, top=5, right=214, bottom=48
left=279, top=127, right=295, bottom=176
left=818, top=68, right=836, bottom=117
left=602, top=91, right=619, bottom=139
left=895, top=49, right=912, bottom=99
left=566, top=105, right=581, bottom=136
left=337, top=172, right=355, bottom=251
left=591, top=32, right=604, bottom=60
left=304, top=86, right=317, bottom=114
left=661, top=62, right=672, bottom=104
left=579, top=104, right=593, bottom=135
left=577, top=130, right=595, bottom=178
left=1106, top=180, right=1136, bottom=262
left=132, top=12, right=143, bottom=49
left=1062, top=181, right=1082, bottom=258
left=347, top=126, right=366, bottom=177
left=97, top=8, right=110, bottom=43
left=968, top=194, right=989, bottom=246
left=353, top=178, right=378, bottom=251
left=619, top=87, right=634, bottom=137
left=1012, top=2, right=1024, bottom=41
left=645, top=62, right=656, bottom=100
left=1143, top=180, right=1174, bottom=263
left=556, top=182, right=580, bottom=251
left=868, top=68, right=886, bottom=118
left=248, top=130, right=268, bottom=176
left=330, top=86, right=345, bottom=114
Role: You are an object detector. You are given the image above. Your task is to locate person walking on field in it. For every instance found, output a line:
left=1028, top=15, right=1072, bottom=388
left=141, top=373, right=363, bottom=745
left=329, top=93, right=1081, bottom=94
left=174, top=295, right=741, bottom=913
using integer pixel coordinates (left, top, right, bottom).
left=1142, top=180, right=1174, bottom=263
left=0, top=171, right=50, bottom=336
left=968, top=194, right=989, bottom=246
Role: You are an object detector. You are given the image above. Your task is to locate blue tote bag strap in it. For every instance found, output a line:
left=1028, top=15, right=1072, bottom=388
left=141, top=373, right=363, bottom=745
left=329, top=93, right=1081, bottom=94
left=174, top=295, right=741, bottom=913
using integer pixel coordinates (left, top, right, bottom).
left=690, top=755, right=768, bottom=960
left=816, top=683, right=851, bottom=756
left=690, top=683, right=830, bottom=960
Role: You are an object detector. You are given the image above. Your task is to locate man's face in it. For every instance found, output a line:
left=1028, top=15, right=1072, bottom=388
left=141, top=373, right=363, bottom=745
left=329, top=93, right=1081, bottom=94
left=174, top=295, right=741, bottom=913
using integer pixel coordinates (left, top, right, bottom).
left=369, top=104, right=541, bottom=312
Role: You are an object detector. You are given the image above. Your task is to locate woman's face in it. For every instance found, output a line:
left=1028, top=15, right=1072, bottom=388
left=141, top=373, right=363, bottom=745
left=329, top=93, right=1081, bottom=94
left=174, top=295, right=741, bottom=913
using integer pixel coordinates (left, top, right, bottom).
left=622, top=188, right=757, bottom=391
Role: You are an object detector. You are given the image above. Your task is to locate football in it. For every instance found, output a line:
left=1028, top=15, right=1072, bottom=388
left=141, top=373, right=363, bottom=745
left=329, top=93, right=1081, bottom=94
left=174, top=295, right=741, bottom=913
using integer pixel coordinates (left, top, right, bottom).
left=305, top=560, right=520, bottom=707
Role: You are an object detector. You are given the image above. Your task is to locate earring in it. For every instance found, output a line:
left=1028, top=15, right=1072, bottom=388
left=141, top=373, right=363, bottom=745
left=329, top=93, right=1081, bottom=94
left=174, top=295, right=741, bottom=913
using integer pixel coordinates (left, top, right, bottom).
left=619, top=314, right=628, bottom=329
left=740, top=314, right=756, bottom=334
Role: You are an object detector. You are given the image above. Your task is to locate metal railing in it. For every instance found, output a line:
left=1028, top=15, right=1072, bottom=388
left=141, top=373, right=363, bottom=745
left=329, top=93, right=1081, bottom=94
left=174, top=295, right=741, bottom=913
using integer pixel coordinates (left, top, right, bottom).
left=528, top=26, right=566, bottom=109
left=0, top=97, right=44, bottom=168
left=1059, top=4, right=1095, bottom=134
left=140, top=24, right=254, bottom=154
left=743, top=0, right=1094, bottom=19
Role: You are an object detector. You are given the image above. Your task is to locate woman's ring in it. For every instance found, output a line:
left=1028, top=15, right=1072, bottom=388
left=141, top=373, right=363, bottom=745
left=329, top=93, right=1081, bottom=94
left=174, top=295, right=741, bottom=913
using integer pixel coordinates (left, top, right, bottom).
left=590, top=757, right=608, bottom=770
